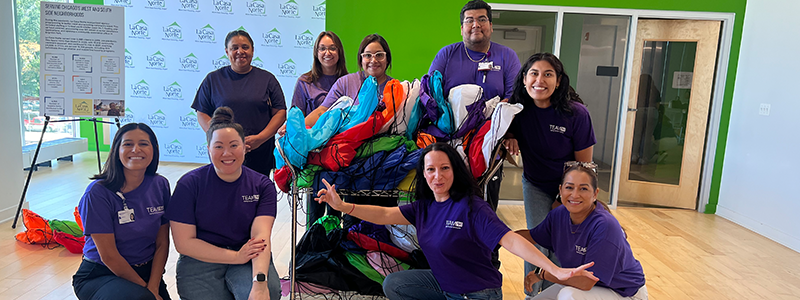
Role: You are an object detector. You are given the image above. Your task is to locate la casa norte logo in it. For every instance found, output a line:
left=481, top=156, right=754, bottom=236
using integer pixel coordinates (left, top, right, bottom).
left=74, top=100, right=90, bottom=113
left=312, top=1, right=325, bottom=19
left=163, top=82, right=183, bottom=100
left=245, top=0, right=266, bottom=16
left=124, top=49, right=134, bottom=68
left=251, top=57, right=264, bottom=69
left=261, top=28, right=281, bottom=47
left=147, top=110, right=168, bottom=128
left=279, top=0, right=299, bottom=18
left=277, top=59, right=296, bottom=77
left=179, top=53, right=199, bottom=72
left=213, top=55, right=231, bottom=69
left=120, top=108, right=135, bottom=124
left=195, top=24, right=216, bottom=43
left=164, top=139, right=184, bottom=157
left=178, top=0, right=200, bottom=12
left=128, top=19, right=150, bottom=39
left=180, top=112, right=201, bottom=130
left=109, top=0, right=132, bottom=7
left=145, top=0, right=166, bottom=10
left=146, top=51, right=167, bottom=70
left=131, top=80, right=151, bottom=98
left=295, top=29, right=314, bottom=49
left=196, top=142, right=208, bottom=158
left=212, top=0, right=233, bottom=14
left=162, top=22, right=183, bottom=41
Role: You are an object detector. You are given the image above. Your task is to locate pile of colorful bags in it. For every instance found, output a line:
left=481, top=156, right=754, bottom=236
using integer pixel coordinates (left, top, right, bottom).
left=15, top=208, right=85, bottom=254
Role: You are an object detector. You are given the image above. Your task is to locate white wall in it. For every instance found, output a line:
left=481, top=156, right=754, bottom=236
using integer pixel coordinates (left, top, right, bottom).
left=0, top=0, right=27, bottom=223
left=717, top=0, right=800, bottom=252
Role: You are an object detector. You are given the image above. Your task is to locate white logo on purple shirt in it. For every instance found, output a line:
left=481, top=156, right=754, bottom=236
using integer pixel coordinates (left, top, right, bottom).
left=550, top=124, right=566, bottom=134
left=575, top=244, right=587, bottom=255
left=242, top=195, right=260, bottom=203
left=147, top=205, right=165, bottom=215
left=445, top=220, right=463, bottom=229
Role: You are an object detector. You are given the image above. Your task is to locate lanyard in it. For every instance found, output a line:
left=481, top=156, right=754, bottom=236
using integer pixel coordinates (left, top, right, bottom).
left=115, top=191, right=129, bottom=210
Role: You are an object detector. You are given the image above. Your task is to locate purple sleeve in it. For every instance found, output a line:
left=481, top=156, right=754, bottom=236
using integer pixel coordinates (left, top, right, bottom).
left=571, top=104, right=597, bottom=151
left=268, top=75, right=287, bottom=110
left=320, top=75, right=348, bottom=108
left=428, top=47, right=449, bottom=75
left=582, top=223, right=625, bottom=286
left=166, top=174, right=198, bottom=225
left=256, top=177, right=278, bottom=217
left=157, top=176, right=171, bottom=225
left=398, top=201, right=418, bottom=226
left=471, top=199, right=511, bottom=249
left=291, top=78, right=307, bottom=113
left=191, top=74, right=215, bottom=116
left=503, top=50, right=521, bottom=100
left=528, top=210, right=555, bottom=251
left=80, top=183, right=115, bottom=235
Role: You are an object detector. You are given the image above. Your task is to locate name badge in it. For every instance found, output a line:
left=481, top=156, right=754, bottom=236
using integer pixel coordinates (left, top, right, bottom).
left=118, top=208, right=135, bottom=224
left=478, top=61, right=493, bottom=71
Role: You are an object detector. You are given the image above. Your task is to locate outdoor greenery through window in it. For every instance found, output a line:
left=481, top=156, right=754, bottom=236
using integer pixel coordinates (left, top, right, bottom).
left=17, top=0, right=74, bottom=145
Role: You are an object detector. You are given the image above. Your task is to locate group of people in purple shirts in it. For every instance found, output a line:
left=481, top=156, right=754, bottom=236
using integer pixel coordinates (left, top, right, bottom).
left=71, top=1, right=647, bottom=299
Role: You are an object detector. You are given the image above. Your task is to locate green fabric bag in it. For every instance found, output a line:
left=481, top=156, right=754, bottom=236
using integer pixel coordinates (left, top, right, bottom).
left=344, top=252, right=386, bottom=284
left=49, top=219, right=83, bottom=238
left=312, top=215, right=341, bottom=234
left=298, top=165, right=322, bottom=188
left=355, top=135, right=418, bottom=159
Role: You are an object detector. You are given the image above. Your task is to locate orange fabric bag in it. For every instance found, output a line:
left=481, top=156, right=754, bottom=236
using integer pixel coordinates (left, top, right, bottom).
left=15, top=209, right=56, bottom=247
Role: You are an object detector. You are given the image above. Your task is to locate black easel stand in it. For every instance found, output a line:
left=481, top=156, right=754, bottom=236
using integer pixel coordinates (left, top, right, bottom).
left=12, top=116, right=120, bottom=229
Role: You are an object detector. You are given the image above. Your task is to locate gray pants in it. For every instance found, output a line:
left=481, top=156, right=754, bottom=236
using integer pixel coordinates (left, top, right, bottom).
left=176, top=254, right=281, bottom=300
left=522, top=177, right=560, bottom=296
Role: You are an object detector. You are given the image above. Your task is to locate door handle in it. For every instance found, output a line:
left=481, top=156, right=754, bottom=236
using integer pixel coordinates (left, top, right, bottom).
left=627, top=108, right=638, bottom=112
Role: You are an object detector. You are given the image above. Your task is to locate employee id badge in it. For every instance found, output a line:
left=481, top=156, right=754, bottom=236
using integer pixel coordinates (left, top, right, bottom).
left=118, top=208, right=135, bottom=224
left=478, top=61, right=493, bottom=71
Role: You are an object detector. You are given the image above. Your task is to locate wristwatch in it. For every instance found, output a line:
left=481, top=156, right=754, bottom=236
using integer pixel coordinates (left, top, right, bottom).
left=252, top=272, right=266, bottom=283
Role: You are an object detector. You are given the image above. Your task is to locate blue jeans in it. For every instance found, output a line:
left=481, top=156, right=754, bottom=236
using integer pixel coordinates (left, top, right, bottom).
left=522, top=177, right=560, bottom=296
left=383, top=269, right=502, bottom=300
left=73, top=258, right=171, bottom=300
left=175, top=254, right=281, bottom=300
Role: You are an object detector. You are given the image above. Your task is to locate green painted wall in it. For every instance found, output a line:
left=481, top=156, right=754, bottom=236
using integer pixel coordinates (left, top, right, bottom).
left=328, top=0, right=746, bottom=213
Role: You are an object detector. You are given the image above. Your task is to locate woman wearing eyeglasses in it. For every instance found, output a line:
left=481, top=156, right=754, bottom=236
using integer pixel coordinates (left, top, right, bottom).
left=504, top=52, right=597, bottom=295
left=302, top=33, right=393, bottom=127
left=289, top=31, right=349, bottom=118
left=517, top=162, right=647, bottom=300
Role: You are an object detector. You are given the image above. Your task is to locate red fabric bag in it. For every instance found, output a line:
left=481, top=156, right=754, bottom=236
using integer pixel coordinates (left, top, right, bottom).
left=54, top=231, right=85, bottom=254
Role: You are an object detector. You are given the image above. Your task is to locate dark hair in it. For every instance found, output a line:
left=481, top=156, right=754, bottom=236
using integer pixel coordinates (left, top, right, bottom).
left=357, top=33, right=392, bottom=72
left=206, top=107, right=245, bottom=144
left=414, top=142, right=480, bottom=202
left=510, top=53, right=585, bottom=116
left=560, top=165, right=611, bottom=212
left=224, top=30, right=254, bottom=49
left=460, top=0, right=493, bottom=24
left=91, top=123, right=160, bottom=192
left=302, top=31, right=348, bottom=83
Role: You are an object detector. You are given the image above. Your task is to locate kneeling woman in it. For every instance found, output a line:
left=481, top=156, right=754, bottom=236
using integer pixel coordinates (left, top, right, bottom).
left=519, top=162, right=647, bottom=300
left=73, top=123, right=171, bottom=300
left=315, top=142, right=596, bottom=300
left=167, top=107, right=281, bottom=300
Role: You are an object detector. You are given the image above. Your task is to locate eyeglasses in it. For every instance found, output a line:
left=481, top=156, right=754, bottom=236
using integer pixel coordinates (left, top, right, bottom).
left=317, top=46, right=338, bottom=53
left=463, top=17, right=490, bottom=25
left=360, top=51, right=386, bottom=61
left=564, top=161, right=598, bottom=174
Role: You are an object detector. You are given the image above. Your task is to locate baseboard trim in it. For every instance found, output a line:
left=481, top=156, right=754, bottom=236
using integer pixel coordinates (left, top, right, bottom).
left=716, top=205, right=800, bottom=253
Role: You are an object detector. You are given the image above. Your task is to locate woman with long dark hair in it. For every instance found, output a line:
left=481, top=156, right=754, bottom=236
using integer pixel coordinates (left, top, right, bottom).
left=315, top=142, right=597, bottom=299
left=505, top=52, right=597, bottom=295
left=73, top=123, right=171, bottom=300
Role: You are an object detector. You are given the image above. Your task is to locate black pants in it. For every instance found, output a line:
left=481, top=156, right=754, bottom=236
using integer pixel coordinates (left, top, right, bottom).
left=73, top=258, right=170, bottom=300
left=244, top=139, right=276, bottom=176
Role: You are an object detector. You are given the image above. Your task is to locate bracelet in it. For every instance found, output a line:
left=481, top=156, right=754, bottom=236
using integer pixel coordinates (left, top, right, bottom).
left=347, top=203, right=356, bottom=215
left=538, top=268, right=546, bottom=281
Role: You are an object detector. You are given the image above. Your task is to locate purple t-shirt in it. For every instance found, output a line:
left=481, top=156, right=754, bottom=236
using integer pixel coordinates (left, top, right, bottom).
left=529, top=204, right=645, bottom=297
left=291, top=74, right=339, bottom=116
left=319, top=71, right=393, bottom=108
left=510, top=102, right=596, bottom=197
left=166, top=164, right=277, bottom=249
left=429, top=42, right=520, bottom=100
left=399, top=195, right=511, bottom=294
left=80, top=175, right=171, bottom=266
left=191, top=66, right=287, bottom=136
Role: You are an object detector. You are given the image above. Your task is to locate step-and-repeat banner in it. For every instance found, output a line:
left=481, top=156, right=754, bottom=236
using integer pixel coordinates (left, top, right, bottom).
left=107, top=0, right=325, bottom=163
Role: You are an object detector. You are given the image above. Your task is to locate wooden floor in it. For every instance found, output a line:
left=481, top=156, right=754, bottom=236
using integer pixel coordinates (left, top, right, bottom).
left=2, top=152, right=800, bottom=299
